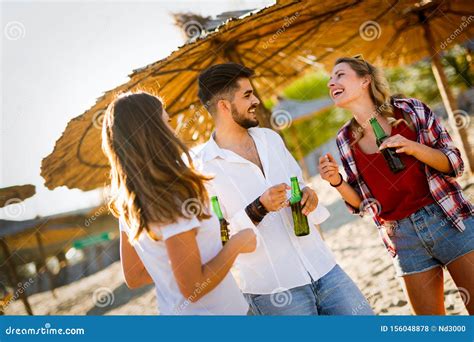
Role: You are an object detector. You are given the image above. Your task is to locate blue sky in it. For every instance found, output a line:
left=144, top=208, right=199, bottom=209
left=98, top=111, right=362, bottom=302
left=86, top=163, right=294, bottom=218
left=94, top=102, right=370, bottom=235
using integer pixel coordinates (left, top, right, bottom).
left=1, top=0, right=273, bottom=220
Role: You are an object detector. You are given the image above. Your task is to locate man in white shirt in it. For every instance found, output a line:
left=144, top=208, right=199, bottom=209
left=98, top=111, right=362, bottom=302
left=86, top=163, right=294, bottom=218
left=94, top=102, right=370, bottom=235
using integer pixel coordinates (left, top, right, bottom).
left=195, top=63, right=373, bottom=315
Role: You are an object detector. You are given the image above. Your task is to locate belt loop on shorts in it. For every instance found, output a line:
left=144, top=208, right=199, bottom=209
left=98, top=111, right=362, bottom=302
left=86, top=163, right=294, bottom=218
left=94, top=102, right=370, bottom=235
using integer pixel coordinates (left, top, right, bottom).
left=424, top=202, right=438, bottom=216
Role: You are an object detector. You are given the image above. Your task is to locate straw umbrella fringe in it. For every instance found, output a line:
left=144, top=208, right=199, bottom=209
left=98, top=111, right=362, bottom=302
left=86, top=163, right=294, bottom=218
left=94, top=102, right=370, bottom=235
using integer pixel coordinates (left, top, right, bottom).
left=0, top=185, right=35, bottom=208
left=41, top=0, right=474, bottom=191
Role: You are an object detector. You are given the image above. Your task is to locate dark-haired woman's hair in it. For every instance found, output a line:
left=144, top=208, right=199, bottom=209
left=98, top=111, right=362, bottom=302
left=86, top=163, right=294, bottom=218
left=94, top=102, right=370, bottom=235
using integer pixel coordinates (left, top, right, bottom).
left=102, top=92, right=212, bottom=242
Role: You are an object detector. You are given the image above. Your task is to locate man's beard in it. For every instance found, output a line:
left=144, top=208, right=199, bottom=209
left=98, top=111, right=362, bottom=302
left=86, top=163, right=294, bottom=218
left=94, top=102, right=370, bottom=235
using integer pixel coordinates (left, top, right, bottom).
left=231, top=103, right=259, bottom=129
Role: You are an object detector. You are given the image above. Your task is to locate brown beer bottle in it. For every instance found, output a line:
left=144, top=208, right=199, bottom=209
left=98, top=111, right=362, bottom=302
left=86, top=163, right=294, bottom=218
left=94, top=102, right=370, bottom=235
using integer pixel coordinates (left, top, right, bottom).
left=210, top=196, right=230, bottom=245
left=369, top=118, right=405, bottom=173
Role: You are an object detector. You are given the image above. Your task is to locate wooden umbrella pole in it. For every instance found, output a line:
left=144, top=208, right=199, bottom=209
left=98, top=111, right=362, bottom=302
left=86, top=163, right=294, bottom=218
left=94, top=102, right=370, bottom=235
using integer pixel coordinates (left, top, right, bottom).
left=35, top=231, right=57, bottom=298
left=0, top=239, right=33, bottom=315
left=420, top=15, right=473, bottom=175
left=289, top=125, right=310, bottom=181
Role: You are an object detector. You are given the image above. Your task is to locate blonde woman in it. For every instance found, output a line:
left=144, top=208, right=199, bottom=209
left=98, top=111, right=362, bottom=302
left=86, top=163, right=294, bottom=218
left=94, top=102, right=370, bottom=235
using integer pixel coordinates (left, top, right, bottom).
left=320, top=57, right=474, bottom=315
left=102, top=92, right=256, bottom=315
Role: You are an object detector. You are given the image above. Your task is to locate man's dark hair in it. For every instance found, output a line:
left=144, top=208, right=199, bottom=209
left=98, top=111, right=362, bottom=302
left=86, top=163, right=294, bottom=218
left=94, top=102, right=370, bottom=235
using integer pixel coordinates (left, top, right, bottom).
left=197, top=62, right=254, bottom=114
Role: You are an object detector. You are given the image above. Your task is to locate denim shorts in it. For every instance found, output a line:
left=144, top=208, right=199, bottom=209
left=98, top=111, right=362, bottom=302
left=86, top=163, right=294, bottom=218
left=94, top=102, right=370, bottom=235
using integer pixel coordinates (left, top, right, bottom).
left=389, top=202, right=474, bottom=277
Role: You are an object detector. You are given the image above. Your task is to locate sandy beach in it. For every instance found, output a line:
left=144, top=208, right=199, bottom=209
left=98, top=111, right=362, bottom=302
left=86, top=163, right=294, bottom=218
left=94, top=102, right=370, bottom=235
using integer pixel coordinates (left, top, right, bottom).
left=4, top=176, right=471, bottom=316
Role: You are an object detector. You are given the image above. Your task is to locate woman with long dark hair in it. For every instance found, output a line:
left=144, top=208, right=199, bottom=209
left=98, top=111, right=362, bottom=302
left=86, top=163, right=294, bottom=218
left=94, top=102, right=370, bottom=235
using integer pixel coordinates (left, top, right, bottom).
left=102, top=91, right=256, bottom=315
left=320, top=56, right=474, bottom=315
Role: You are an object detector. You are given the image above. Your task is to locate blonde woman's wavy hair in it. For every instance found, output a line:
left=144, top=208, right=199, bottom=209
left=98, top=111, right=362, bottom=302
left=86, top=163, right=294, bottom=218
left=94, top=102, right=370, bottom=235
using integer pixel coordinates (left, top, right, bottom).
left=335, top=56, right=412, bottom=144
left=101, top=91, right=212, bottom=243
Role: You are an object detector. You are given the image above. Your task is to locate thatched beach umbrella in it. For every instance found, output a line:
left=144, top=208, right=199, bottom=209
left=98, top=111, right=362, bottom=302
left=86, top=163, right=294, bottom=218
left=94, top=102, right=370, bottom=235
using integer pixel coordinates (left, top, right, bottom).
left=0, top=185, right=35, bottom=208
left=315, top=0, right=474, bottom=173
left=41, top=0, right=474, bottom=191
left=0, top=184, right=36, bottom=314
left=0, top=204, right=115, bottom=315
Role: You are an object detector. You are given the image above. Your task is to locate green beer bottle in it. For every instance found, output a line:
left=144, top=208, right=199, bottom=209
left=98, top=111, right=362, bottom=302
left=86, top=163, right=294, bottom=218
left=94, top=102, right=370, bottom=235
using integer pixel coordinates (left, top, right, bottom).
left=369, top=117, right=405, bottom=173
left=290, top=176, right=310, bottom=237
left=210, top=196, right=230, bottom=245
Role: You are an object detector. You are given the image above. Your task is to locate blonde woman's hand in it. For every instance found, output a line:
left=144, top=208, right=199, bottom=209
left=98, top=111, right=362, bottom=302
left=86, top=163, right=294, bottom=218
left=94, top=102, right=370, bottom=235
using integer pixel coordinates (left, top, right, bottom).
left=319, top=153, right=342, bottom=186
left=378, top=134, right=420, bottom=156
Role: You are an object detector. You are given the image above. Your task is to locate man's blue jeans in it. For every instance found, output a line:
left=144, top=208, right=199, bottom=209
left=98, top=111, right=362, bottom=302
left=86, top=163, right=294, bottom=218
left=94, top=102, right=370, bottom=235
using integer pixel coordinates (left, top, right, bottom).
left=244, top=265, right=374, bottom=315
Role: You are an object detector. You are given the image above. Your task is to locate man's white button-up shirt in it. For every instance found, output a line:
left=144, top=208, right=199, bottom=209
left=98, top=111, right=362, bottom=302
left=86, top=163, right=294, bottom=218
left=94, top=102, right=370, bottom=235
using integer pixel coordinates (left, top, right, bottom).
left=197, top=127, right=337, bottom=295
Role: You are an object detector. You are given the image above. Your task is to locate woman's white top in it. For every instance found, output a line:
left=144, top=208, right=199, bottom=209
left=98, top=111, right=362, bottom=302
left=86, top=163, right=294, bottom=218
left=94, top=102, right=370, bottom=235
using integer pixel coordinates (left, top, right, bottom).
left=119, top=212, right=249, bottom=315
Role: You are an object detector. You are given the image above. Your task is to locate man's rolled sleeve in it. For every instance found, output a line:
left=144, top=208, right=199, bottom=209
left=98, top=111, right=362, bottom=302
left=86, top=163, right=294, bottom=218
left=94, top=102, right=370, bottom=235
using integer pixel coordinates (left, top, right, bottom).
left=307, top=203, right=330, bottom=225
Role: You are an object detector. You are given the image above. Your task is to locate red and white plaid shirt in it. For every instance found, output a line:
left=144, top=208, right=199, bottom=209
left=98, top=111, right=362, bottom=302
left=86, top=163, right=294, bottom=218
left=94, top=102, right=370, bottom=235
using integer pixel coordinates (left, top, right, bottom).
left=336, top=97, right=473, bottom=256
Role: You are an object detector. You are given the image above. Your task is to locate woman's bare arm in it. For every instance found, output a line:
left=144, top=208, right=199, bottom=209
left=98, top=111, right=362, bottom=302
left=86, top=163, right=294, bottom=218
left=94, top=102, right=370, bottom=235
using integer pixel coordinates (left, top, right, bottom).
left=165, top=228, right=256, bottom=302
left=120, top=231, right=153, bottom=289
left=333, top=179, right=363, bottom=209
left=319, top=153, right=363, bottom=209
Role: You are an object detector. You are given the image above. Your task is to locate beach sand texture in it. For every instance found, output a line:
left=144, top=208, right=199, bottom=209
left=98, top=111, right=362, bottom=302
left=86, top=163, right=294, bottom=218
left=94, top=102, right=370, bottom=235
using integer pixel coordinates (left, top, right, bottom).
left=4, top=176, right=471, bottom=315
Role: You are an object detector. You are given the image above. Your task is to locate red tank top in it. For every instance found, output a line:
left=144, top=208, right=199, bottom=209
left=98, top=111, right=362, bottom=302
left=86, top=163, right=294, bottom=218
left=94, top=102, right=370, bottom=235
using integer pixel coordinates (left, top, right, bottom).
left=353, top=107, right=434, bottom=221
